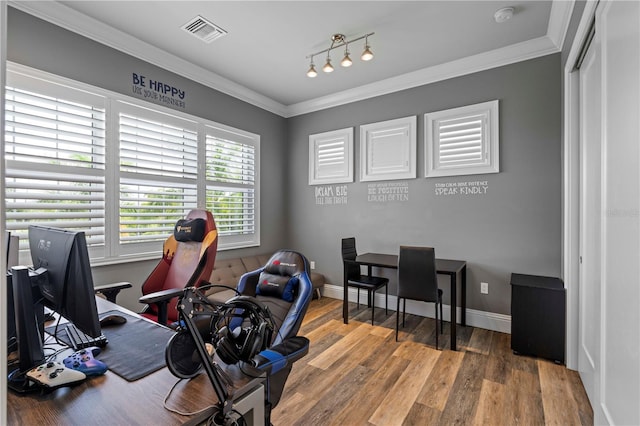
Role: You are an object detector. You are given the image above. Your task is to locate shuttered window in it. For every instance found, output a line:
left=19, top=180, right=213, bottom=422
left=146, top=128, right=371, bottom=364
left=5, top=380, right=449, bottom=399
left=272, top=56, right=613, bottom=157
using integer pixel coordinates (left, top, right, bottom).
left=4, top=81, right=107, bottom=256
left=308, top=127, right=353, bottom=185
left=360, top=116, right=416, bottom=182
left=117, top=105, right=198, bottom=253
left=4, top=65, right=260, bottom=262
left=205, top=124, right=259, bottom=249
left=425, top=100, right=499, bottom=177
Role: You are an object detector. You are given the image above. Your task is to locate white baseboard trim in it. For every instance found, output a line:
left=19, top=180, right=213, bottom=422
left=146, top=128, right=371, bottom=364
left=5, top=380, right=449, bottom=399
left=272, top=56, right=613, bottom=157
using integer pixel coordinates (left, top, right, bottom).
left=322, top=284, right=511, bottom=334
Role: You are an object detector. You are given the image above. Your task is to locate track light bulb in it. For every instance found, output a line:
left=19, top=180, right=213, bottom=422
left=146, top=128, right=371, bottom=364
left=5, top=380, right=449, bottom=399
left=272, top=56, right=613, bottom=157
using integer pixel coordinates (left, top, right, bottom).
left=307, top=57, right=318, bottom=77
left=323, top=58, right=334, bottom=73
left=361, top=44, right=373, bottom=61
left=307, top=64, right=317, bottom=78
left=341, top=48, right=353, bottom=67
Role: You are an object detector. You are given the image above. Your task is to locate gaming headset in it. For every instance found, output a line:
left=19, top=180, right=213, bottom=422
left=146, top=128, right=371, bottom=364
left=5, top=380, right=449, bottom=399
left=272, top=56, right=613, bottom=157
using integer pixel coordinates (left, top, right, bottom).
left=166, top=295, right=275, bottom=379
left=213, top=296, right=274, bottom=365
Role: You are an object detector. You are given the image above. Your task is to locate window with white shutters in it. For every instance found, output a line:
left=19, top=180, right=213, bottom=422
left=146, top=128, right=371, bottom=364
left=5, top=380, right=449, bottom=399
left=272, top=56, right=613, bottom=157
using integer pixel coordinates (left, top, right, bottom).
left=308, top=127, right=353, bottom=185
left=425, top=100, right=499, bottom=178
left=360, top=116, right=416, bottom=182
left=4, top=80, right=107, bottom=257
left=206, top=124, right=259, bottom=249
left=4, top=65, right=260, bottom=262
left=117, top=104, right=198, bottom=255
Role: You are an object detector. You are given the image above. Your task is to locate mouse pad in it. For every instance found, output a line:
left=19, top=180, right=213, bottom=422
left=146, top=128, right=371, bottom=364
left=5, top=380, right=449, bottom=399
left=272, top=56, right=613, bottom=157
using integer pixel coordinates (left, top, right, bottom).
left=46, top=310, right=176, bottom=381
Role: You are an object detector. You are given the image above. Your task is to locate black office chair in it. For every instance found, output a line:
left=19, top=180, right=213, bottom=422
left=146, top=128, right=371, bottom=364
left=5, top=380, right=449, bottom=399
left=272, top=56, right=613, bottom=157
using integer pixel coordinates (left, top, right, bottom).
left=396, top=245, right=444, bottom=349
left=341, top=237, right=389, bottom=325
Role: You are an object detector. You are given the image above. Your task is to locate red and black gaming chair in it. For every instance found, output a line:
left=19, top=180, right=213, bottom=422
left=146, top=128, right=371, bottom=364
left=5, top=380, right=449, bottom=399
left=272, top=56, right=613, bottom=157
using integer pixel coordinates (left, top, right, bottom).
left=137, top=209, right=218, bottom=325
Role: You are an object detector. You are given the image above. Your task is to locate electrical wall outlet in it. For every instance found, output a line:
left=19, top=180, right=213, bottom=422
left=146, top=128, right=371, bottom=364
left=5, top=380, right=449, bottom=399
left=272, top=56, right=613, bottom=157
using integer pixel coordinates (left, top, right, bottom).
left=481, top=282, right=489, bottom=294
left=310, top=261, right=316, bottom=270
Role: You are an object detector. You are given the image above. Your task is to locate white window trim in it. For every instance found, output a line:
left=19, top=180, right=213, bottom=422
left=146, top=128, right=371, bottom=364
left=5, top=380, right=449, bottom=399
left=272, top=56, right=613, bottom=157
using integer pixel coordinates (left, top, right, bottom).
left=5, top=62, right=260, bottom=264
left=425, top=100, right=499, bottom=178
left=360, top=116, right=417, bottom=182
left=308, top=127, right=354, bottom=185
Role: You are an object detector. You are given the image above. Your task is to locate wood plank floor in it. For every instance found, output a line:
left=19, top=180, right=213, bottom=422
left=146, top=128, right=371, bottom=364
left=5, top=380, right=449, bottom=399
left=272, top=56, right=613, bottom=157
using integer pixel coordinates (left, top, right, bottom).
left=271, top=298, right=593, bottom=426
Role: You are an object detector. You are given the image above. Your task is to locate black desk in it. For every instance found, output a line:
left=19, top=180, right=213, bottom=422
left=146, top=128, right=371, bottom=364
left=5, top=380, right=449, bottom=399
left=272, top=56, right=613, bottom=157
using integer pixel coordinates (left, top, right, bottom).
left=343, top=253, right=467, bottom=351
left=7, top=297, right=265, bottom=425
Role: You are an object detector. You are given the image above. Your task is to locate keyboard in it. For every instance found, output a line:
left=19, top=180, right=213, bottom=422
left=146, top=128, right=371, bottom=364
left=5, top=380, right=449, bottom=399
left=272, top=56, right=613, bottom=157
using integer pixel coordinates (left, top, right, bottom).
left=63, top=323, right=108, bottom=351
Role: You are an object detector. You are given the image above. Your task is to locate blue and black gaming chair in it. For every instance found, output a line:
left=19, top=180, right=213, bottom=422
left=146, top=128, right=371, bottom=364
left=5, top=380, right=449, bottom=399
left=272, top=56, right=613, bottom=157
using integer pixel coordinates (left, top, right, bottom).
left=165, top=249, right=312, bottom=424
left=234, top=250, right=313, bottom=416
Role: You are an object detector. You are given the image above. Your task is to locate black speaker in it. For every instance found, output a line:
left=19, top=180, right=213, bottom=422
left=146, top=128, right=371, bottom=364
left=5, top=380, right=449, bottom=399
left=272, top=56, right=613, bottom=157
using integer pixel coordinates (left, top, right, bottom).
left=7, top=272, right=17, bottom=353
left=511, top=273, right=565, bottom=364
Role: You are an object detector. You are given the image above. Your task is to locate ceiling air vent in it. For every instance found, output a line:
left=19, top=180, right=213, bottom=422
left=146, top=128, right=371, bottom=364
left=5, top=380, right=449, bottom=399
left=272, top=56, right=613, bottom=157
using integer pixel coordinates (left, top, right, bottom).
left=181, top=15, right=227, bottom=43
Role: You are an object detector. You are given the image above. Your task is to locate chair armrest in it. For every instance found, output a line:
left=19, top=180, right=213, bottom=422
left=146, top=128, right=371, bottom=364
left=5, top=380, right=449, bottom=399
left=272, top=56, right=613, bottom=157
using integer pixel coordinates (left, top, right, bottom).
left=94, top=282, right=133, bottom=303
left=139, top=288, right=184, bottom=326
left=139, top=287, right=184, bottom=305
left=251, top=336, right=310, bottom=375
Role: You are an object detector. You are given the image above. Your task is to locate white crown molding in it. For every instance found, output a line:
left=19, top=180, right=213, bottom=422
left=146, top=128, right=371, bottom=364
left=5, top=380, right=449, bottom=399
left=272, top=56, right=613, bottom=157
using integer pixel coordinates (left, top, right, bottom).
left=9, top=0, right=573, bottom=119
left=547, top=0, right=575, bottom=52
left=8, top=0, right=289, bottom=117
left=287, top=35, right=559, bottom=117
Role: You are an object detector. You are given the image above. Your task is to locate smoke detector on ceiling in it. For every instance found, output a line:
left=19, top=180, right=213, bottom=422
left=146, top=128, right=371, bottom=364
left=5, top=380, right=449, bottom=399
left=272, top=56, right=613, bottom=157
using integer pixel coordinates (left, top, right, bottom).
left=494, top=7, right=515, bottom=23
left=182, top=15, right=227, bottom=43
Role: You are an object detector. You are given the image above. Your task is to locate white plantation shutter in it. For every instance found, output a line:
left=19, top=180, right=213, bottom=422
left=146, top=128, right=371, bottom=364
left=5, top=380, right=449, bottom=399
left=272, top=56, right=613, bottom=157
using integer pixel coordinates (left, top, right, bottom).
left=308, top=127, right=353, bottom=185
left=436, top=114, right=485, bottom=166
left=4, top=84, right=107, bottom=254
left=118, top=106, right=198, bottom=249
left=206, top=124, right=259, bottom=248
left=5, top=65, right=261, bottom=261
left=360, top=116, right=416, bottom=182
left=316, top=139, right=345, bottom=178
left=425, top=100, right=499, bottom=177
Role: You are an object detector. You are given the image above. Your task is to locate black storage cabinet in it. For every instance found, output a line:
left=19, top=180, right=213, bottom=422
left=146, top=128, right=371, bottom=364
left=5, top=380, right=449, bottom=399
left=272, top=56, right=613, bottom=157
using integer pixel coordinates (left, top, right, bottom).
left=510, top=273, right=565, bottom=364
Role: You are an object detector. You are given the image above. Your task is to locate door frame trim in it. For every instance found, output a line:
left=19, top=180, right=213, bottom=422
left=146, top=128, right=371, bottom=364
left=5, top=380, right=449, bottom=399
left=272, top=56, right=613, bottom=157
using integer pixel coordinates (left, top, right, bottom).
left=563, top=0, right=599, bottom=371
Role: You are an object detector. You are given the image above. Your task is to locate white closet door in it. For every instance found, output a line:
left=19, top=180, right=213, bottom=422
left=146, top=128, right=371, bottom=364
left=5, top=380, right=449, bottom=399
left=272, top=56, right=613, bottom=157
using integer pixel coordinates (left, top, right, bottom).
left=578, top=25, right=601, bottom=415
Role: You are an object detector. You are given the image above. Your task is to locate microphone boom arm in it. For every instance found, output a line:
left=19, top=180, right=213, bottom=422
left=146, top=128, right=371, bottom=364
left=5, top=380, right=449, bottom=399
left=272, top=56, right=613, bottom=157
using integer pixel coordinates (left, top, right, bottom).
left=174, top=287, right=233, bottom=418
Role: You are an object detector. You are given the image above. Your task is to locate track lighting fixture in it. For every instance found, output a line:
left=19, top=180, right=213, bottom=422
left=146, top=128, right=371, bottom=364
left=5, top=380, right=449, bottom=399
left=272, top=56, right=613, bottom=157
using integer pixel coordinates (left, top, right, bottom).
left=306, top=32, right=374, bottom=77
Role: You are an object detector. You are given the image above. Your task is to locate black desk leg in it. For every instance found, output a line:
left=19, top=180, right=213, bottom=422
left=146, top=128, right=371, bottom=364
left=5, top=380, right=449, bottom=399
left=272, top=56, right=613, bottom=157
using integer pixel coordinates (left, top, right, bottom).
left=343, top=265, right=348, bottom=324
left=450, top=272, right=457, bottom=351
left=461, top=266, right=467, bottom=327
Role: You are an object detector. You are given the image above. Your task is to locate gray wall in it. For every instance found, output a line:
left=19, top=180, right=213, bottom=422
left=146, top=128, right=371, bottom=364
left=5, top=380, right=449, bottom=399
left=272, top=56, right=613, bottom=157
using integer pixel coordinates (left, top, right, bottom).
left=287, top=54, right=562, bottom=315
left=7, top=8, right=288, bottom=311
left=7, top=7, right=563, bottom=317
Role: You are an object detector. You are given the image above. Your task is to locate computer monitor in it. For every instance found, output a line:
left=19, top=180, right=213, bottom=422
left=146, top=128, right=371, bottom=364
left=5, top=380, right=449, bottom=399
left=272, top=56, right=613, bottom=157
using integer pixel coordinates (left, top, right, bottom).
left=8, top=226, right=103, bottom=392
left=28, top=225, right=102, bottom=339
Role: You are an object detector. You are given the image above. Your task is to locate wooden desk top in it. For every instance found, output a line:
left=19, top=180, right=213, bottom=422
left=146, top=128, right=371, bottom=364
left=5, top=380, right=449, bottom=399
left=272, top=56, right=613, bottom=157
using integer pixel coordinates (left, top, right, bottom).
left=7, top=298, right=261, bottom=425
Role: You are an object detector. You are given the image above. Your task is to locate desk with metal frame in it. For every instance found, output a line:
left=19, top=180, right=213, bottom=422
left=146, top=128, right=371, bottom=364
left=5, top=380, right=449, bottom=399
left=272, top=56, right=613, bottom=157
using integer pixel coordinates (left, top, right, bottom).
left=343, top=253, right=467, bottom=351
left=7, top=297, right=265, bottom=426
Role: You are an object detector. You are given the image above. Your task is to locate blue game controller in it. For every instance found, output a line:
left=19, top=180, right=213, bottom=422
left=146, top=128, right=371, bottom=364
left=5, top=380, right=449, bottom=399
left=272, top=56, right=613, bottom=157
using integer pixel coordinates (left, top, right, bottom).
left=63, top=346, right=108, bottom=376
